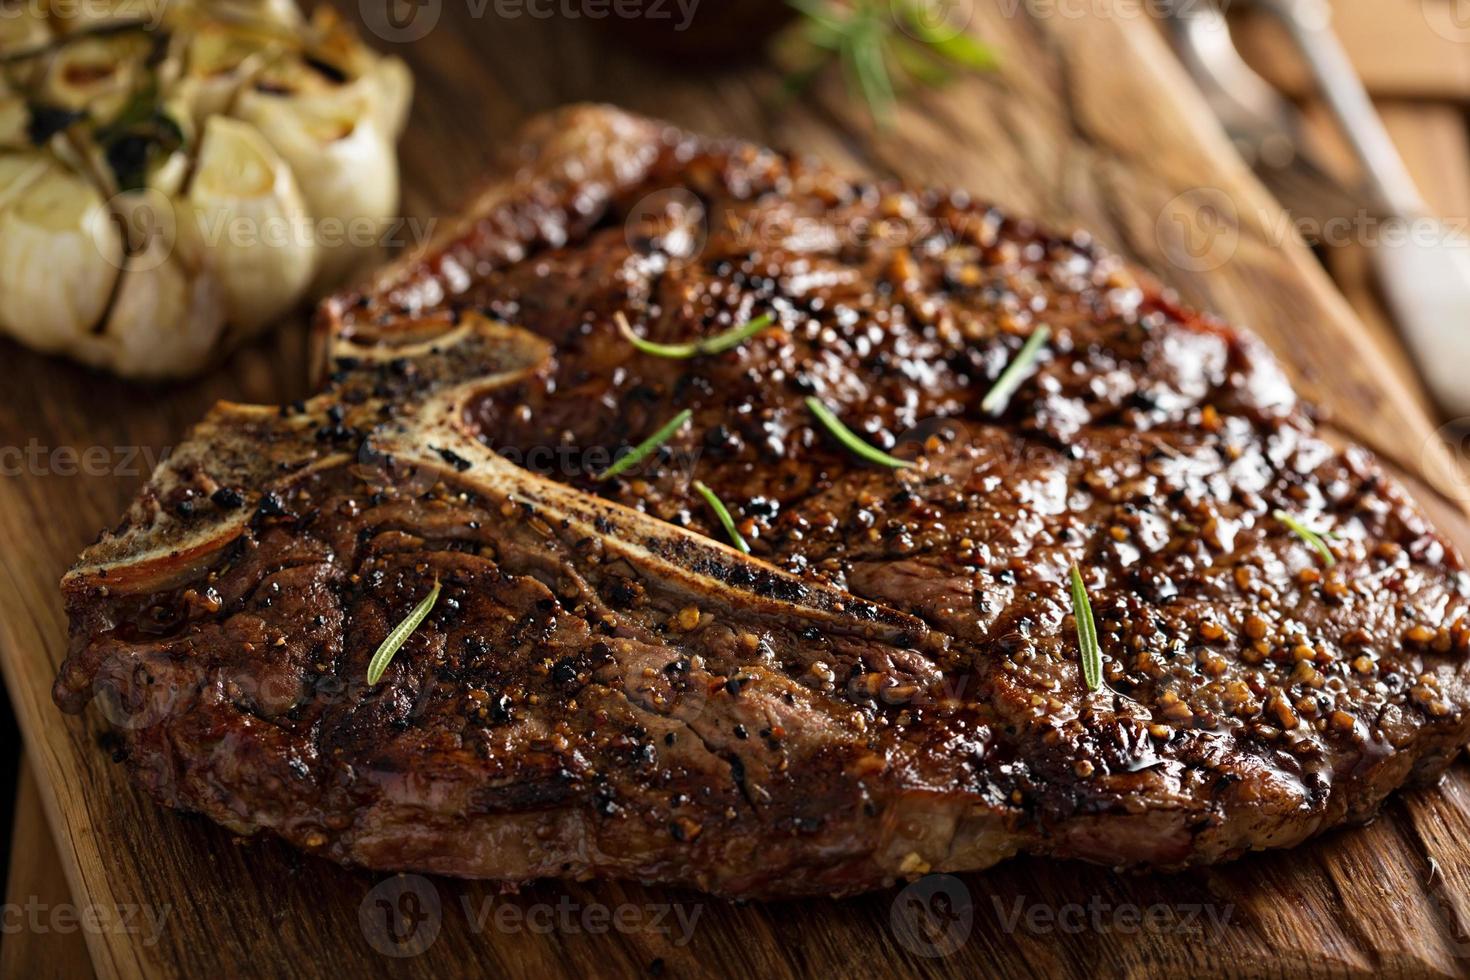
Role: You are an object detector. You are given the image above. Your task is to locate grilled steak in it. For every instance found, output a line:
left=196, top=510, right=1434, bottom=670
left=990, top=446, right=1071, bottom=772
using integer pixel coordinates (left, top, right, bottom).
left=56, top=105, right=1470, bottom=898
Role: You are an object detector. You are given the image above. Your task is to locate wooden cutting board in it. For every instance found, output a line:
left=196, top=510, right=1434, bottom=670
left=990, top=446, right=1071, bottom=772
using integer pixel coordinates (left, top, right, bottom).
left=5, top=3, right=1470, bottom=977
left=1235, top=0, right=1470, bottom=101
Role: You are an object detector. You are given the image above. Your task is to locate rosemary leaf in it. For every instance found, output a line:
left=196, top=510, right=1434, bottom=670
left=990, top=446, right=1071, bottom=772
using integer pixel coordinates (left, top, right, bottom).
left=1069, top=563, right=1103, bottom=693
left=366, top=579, right=441, bottom=687
left=805, top=397, right=914, bottom=469
left=693, top=480, right=750, bottom=554
left=779, top=0, right=996, bottom=126
left=616, top=312, right=775, bottom=359
left=1272, top=509, right=1337, bottom=567
left=980, top=325, right=1051, bottom=416
left=892, top=0, right=997, bottom=70
left=596, top=409, right=693, bottom=481
left=848, top=25, right=895, bottom=125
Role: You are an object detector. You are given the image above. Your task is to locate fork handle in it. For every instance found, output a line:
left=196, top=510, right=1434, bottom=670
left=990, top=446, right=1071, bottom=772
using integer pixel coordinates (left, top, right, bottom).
left=1262, top=0, right=1424, bottom=217
left=1371, top=229, right=1470, bottom=417
left=1260, top=0, right=1470, bottom=415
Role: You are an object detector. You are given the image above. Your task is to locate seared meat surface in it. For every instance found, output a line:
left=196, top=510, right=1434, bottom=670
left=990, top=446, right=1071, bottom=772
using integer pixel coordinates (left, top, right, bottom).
left=56, top=106, right=1470, bottom=897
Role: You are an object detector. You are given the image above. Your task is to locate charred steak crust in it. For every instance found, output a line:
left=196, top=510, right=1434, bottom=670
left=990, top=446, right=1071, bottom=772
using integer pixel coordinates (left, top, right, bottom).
left=58, top=105, right=1470, bottom=898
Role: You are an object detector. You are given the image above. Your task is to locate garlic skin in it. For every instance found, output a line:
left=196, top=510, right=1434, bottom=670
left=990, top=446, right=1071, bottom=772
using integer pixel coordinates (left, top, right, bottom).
left=183, top=115, right=317, bottom=334
left=0, top=152, right=123, bottom=356
left=35, top=32, right=155, bottom=124
left=0, top=76, right=28, bottom=148
left=0, top=3, right=52, bottom=59
left=48, top=0, right=157, bottom=36
left=169, top=18, right=287, bottom=127
left=80, top=239, right=228, bottom=378
left=0, top=0, right=411, bottom=379
left=235, top=69, right=399, bottom=290
left=367, top=55, right=413, bottom=140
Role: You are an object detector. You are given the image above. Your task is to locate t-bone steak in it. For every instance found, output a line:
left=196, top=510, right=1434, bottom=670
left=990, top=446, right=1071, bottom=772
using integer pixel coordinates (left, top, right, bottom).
left=55, top=105, right=1470, bottom=898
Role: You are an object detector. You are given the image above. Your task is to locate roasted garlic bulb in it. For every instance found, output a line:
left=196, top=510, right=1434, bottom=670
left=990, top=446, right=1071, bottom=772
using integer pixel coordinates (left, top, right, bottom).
left=0, top=0, right=411, bottom=378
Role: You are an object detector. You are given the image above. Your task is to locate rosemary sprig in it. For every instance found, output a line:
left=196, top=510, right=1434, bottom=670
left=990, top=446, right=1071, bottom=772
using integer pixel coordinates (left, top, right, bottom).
left=804, top=396, right=914, bottom=469
left=1068, top=563, right=1103, bottom=693
left=980, top=325, right=1051, bottom=416
left=780, top=0, right=997, bottom=126
left=366, top=579, right=441, bottom=686
left=1272, top=509, right=1337, bottom=567
left=596, top=409, right=694, bottom=481
left=616, top=312, right=775, bottom=359
left=693, top=480, right=750, bottom=554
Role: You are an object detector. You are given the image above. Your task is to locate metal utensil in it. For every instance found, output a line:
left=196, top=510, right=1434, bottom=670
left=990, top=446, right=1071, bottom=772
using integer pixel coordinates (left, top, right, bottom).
left=1165, top=0, right=1470, bottom=416
left=1161, top=0, right=1364, bottom=229
left=1251, top=0, right=1470, bottom=416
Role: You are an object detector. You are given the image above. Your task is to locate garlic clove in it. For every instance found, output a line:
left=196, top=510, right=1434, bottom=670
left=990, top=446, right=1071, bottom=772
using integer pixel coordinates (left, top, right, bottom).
left=366, top=54, right=412, bottom=140
left=168, top=17, right=284, bottom=127
left=0, top=151, right=123, bottom=355
left=182, top=114, right=316, bottom=333
left=0, top=75, right=29, bottom=148
left=0, top=2, right=53, bottom=59
left=234, top=78, right=398, bottom=290
left=208, top=0, right=306, bottom=31
left=77, top=236, right=228, bottom=378
left=49, top=0, right=157, bottom=36
left=36, top=31, right=155, bottom=124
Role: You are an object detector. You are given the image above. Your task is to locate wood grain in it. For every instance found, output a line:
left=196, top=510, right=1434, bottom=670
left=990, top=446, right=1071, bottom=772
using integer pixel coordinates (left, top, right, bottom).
left=1236, top=0, right=1470, bottom=101
left=1, top=762, right=96, bottom=980
left=1292, top=99, right=1470, bottom=426
left=4, top=3, right=1470, bottom=977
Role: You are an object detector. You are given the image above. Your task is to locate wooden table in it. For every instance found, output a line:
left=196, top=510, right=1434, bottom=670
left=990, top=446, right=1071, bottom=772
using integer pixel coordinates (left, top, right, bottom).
left=3, top=1, right=1470, bottom=976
